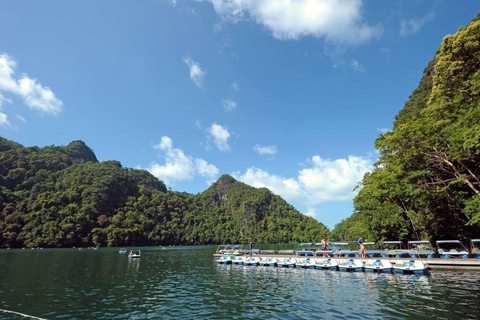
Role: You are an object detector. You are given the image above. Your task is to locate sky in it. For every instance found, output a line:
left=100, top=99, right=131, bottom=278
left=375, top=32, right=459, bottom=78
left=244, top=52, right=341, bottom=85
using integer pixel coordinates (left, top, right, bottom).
left=1, top=0, right=479, bottom=230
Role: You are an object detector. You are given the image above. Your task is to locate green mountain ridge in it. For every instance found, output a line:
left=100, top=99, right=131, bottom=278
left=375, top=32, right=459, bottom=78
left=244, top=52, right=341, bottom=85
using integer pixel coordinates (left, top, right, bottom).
left=0, top=137, right=329, bottom=248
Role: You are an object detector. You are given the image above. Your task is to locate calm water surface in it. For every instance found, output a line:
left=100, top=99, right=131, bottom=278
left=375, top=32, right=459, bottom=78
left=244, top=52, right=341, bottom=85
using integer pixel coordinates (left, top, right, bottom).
left=0, top=246, right=479, bottom=319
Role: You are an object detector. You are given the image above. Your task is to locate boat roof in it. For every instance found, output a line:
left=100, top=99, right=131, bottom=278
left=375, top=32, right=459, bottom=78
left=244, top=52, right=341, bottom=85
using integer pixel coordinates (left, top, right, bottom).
left=383, top=241, right=404, bottom=245
left=471, top=239, right=480, bottom=243
left=363, top=242, right=376, bottom=246
left=408, top=240, right=431, bottom=244
left=329, top=242, right=349, bottom=246
left=436, top=240, right=462, bottom=244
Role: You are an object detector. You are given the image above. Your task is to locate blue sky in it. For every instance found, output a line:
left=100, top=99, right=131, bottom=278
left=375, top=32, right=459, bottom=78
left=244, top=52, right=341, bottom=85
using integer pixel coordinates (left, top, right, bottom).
left=1, top=0, right=479, bottom=229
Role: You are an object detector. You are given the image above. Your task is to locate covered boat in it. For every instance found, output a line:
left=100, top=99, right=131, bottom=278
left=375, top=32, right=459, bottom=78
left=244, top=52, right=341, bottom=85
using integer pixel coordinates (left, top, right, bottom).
left=295, top=243, right=316, bottom=257
left=315, top=258, right=339, bottom=271
left=383, top=241, right=411, bottom=258
left=408, top=240, right=436, bottom=258
left=338, top=259, right=363, bottom=272
left=393, top=260, right=428, bottom=275
left=364, top=259, right=393, bottom=273
left=471, top=239, right=480, bottom=259
left=278, top=257, right=297, bottom=268
left=436, top=240, right=469, bottom=259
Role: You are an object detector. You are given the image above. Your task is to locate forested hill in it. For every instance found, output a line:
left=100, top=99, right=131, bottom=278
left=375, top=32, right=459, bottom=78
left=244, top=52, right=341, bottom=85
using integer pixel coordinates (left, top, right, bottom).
left=0, top=137, right=329, bottom=248
left=331, top=14, right=480, bottom=243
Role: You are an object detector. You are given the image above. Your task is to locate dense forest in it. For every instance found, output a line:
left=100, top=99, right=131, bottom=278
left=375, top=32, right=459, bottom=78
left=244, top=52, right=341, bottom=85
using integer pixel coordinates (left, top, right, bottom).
left=0, top=137, right=329, bottom=248
left=331, top=14, right=480, bottom=243
left=2, top=15, right=480, bottom=249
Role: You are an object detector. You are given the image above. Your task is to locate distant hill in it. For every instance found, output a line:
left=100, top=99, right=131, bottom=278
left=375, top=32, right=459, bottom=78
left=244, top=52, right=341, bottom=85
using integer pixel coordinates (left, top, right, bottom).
left=331, top=13, right=480, bottom=243
left=0, top=136, right=329, bottom=248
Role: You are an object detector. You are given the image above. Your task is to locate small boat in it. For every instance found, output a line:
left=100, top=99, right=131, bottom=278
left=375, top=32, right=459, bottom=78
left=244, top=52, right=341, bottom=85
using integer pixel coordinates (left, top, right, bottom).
left=259, top=257, right=278, bottom=267
left=128, top=250, right=141, bottom=259
left=244, top=257, right=260, bottom=266
left=330, top=242, right=356, bottom=257
left=217, top=256, right=233, bottom=264
left=295, top=258, right=316, bottom=269
left=119, top=248, right=127, bottom=253
left=471, top=239, right=480, bottom=259
left=436, top=240, right=469, bottom=259
left=364, top=259, right=393, bottom=273
left=315, top=258, right=339, bottom=271
left=233, top=256, right=245, bottom=265
left=393, top=260, right=428, bottom=275
left=338, top=259, right=364, bottom=272
left=383, top=241, right=411, bottom=258
left=295, top=243, right=316, bottom=257
left=214, top=244, right=245, bottom=257
left=361, top=242, right=379, bottom=258
left=278, top=257, right=297, bottom=268
left=408, top=240, right=436, bottom=258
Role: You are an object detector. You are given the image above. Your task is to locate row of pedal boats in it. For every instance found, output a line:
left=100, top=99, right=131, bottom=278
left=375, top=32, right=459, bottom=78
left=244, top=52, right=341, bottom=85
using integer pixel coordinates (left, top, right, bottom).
left=216, top=256, right=428, bottom=275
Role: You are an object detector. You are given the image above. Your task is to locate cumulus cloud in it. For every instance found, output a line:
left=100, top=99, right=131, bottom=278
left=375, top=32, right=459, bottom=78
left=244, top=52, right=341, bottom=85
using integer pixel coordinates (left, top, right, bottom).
left=233, top=167, right=305, bottom=203
left=0, top=112, right=10, bottom=127
left=298, top=155, right=372, bottom=202
left=203, top=0, right=381, bottom=45
left=233, top=154, right=373, bottom=205
left=208, top=122, right=231, bottom=151
left=0, top=53, right=62, bottom=114
left=400, top=12, right=434, bottom=37
left=222, top=99, right=237, bottom=112
left=147, top=136, right=219, bottom=185
left=183, top=57, right=206, bottom=87
left=253, top=144, right=277, bottom=156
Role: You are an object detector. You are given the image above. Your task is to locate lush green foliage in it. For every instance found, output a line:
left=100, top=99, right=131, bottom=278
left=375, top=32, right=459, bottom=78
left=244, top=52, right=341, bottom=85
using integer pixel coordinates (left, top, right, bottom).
left=332, top=14, right=480, bottom=243
left=0, top=139, right=329, bottom=248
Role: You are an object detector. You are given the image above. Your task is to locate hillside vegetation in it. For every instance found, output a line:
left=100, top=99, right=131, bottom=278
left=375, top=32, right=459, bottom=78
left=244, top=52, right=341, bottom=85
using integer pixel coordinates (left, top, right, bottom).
left=331, top=14, right=480, bottom=243
left=0, top=138, right=329, bottom=248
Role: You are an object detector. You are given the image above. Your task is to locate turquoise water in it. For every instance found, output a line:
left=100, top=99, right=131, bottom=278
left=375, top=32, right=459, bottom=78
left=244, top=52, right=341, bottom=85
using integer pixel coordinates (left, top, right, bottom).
left=0, top=246, right=480, bottom=319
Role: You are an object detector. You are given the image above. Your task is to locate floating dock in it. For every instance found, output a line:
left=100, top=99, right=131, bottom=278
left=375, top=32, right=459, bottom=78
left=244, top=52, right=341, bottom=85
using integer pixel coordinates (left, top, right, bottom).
left=218, top=254, right=480, bottom=271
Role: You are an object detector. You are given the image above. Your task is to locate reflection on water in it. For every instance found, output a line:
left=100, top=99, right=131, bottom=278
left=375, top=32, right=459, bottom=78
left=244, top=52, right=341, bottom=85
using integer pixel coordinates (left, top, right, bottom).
left=0, top=247, right=480, bottom=319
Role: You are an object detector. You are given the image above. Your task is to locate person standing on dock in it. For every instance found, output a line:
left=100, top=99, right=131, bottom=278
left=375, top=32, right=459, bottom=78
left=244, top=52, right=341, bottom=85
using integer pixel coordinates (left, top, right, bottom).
left=357, top=236, right=366, bottom=258
left=321, top=237, right=330, bottom=257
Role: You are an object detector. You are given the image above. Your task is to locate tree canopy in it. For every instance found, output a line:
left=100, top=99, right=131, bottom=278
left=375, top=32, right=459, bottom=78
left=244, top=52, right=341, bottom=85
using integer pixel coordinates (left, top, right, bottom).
left=332, top=14, right=480, bottom=243
left=0, top=138, right=329, bottom=248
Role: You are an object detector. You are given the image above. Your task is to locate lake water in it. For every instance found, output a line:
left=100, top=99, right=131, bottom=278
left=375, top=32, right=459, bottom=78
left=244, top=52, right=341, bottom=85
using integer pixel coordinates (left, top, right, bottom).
left=1, top=246, right=480, bottom=319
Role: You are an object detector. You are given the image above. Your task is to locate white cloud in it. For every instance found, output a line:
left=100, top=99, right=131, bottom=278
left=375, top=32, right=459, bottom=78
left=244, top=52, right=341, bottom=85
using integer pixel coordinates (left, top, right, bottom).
left=400, top=13, right=434, bottom=37
left=350, top=59, right=364, bottom=72
left=233, top=154, right=373, bottom=205
left=0, top=112, right=11, bottom=127
left=298, top=155, right=372, bottom=202
left=147, top=136, right=219, bottom=186
left=183, top=57, right=206, bottom=87
left=195, top=158, right=220, bottom=182
left=204, top=0, right=381, bottom=45
left=0, top=53, right=62, bottom=114
left=253, top=144, right=277, bottom=156
left=0, top=93, right=12, bottom=107
left=208, top=122, right=231, bottom=151
left=233, top=167, right=306, bottom=203
left=222, top=99, right=237, bottom=111
left=16, top=114, right=26, bottom=123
